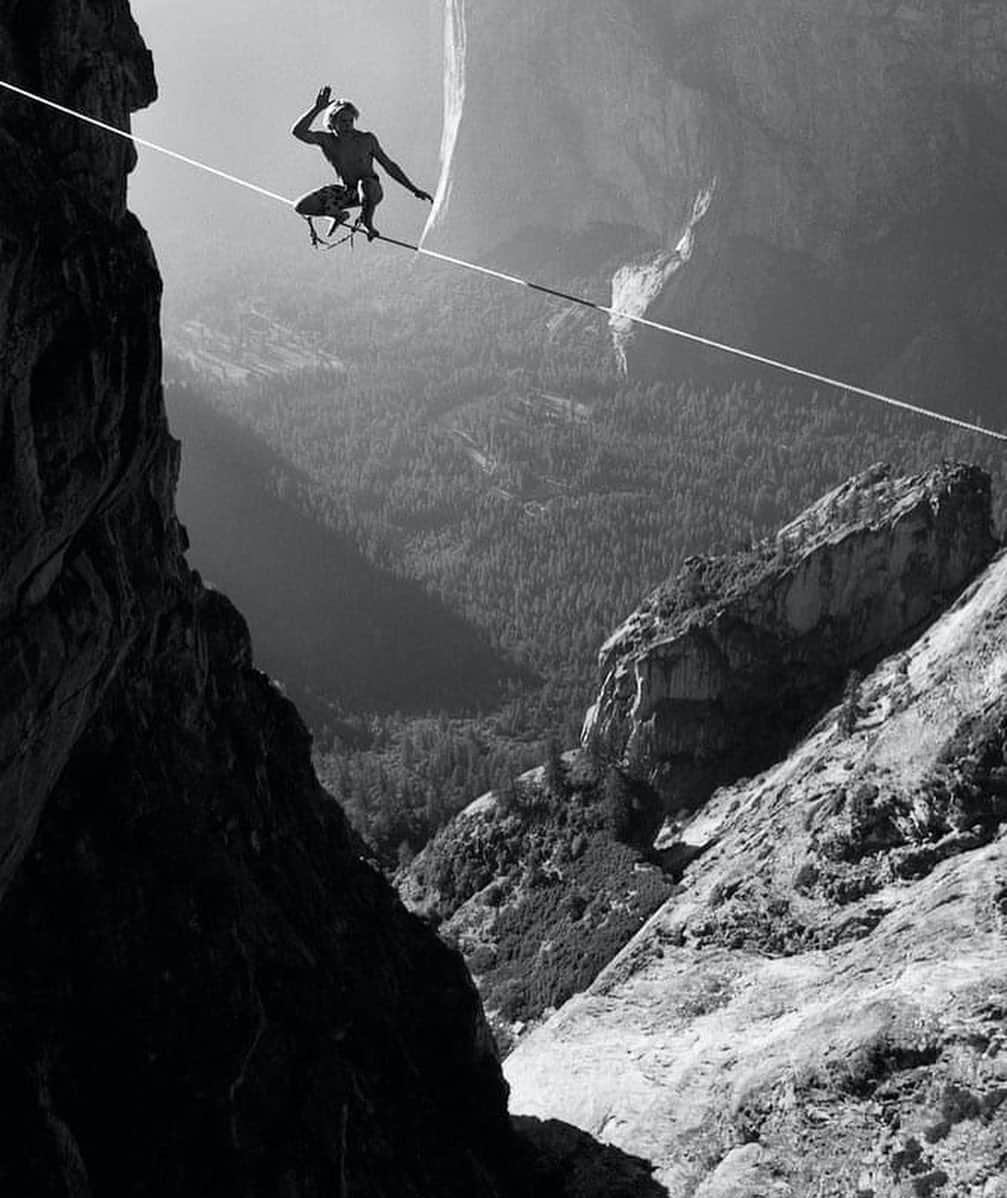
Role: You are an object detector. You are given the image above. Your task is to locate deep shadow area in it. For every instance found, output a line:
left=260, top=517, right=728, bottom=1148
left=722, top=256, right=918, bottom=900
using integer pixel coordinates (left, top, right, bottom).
left=168, top=383, right=529, bottom=727
left=515, top=1116, right=669, bottom=1198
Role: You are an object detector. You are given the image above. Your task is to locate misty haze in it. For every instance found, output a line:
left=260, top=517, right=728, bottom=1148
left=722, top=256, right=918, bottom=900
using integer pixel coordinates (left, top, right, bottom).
left=3, top=0, right=1007, bottom=1194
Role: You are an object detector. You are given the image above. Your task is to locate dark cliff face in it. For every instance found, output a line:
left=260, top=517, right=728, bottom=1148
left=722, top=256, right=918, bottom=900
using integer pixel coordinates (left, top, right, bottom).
left=429, top=0, right=1007, bottom=412
left=0, top=0, right=165, bottom=895
left=0, top=588, right=516, bottom=1196
left=0, top=4, right=522, bottom=1194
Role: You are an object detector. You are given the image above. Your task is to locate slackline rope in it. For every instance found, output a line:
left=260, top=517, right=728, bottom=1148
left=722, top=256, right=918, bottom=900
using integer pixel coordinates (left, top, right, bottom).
left=0, top=79, right=293, bottom=205
left=4, top=77, right=1005, bottom=446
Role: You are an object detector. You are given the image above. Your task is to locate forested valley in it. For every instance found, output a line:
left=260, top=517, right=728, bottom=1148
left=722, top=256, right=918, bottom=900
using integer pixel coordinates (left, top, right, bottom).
left=166, top=245, right=1007, bottom=867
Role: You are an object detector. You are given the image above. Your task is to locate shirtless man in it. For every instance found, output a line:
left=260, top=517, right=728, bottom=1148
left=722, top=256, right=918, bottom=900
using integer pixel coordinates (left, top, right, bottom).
left=292, top=86, right=433, bottom=243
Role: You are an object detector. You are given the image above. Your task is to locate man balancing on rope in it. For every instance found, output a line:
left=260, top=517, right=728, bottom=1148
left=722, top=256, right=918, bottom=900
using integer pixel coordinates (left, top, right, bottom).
left=292, top=86, right=433, bottom=245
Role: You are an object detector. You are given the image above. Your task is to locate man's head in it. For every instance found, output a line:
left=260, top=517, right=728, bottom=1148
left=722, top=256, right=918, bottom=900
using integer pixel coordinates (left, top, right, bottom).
left=327, top=99, right=359, bottom=134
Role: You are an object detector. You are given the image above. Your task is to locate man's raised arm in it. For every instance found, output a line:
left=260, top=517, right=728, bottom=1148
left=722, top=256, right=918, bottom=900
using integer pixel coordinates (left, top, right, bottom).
left=292, top=86, right=332, bottom=143
left=372, top=140, right=433, bottom=202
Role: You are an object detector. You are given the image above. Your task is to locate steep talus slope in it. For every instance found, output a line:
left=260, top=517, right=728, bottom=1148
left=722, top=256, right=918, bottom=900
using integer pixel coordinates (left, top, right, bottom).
left=507, top=548, right=1007, bottom=1195
left=586, top=462, right=996, bottom=809
left=0, top=4, right=528, bottom=1194
left=430, top=0, right=1007, bottom=409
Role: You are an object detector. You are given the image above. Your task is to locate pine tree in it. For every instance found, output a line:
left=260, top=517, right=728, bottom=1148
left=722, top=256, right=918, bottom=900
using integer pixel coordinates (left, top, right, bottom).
left=604, top=767, right=634, bottom=844
left=543, top=737, right=567, bottom=803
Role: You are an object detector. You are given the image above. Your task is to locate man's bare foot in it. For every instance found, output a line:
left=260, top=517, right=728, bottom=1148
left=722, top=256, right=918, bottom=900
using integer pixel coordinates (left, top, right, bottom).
left=364, top=225, right=379, bottom=242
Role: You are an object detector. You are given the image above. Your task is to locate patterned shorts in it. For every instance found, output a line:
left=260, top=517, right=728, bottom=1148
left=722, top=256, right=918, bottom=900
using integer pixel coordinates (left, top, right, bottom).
left=311, top=183, right=360, bottom=213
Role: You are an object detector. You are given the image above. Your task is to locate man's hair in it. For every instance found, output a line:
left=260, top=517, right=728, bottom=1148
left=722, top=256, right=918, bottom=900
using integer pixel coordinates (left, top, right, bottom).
left=327, top=99, right=359, bottom=127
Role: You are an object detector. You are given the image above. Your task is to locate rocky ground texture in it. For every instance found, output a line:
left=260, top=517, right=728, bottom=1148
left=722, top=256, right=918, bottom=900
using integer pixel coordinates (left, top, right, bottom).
left=507, top=545, right=1007, bottom=1196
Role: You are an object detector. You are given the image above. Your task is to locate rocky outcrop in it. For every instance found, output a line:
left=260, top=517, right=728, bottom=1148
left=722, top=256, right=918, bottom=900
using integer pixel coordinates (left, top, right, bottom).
left=584, top=462, right=996, bottom=809
left=0, top=587, right=520, bottom=1196
left=0, top=3, right=525, bottom=1193
left=429, top=0, right=1007, bottom=411
left=0, top=0, right=164, bottom=897
left=507, top=546, right=1007, bottom=1195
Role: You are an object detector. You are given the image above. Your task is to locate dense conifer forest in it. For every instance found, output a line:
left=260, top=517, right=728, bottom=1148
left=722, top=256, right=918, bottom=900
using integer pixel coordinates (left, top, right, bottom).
left=166, top=249, right=1007, bottom=864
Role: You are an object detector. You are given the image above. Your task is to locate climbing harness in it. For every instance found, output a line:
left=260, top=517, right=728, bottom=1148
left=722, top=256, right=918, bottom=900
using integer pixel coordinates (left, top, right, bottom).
left=2, top=77, right=1005, bottom=445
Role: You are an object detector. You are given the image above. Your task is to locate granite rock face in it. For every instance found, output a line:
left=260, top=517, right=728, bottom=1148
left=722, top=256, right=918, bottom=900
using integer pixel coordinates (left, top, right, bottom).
left=584, top=463, right=997, bottom=809
left=430, top=0, right=1007, bottom=408
left=0, top=0, right=164, bottom=897
left=508, top=546, right=1007, bottom=1195
left=0, top=4, right=524, bottom=1194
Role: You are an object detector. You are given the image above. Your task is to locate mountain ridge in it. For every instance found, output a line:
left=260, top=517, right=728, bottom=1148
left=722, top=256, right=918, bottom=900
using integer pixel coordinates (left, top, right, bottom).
left=504, top=537, right=1007, bottom=1195
left=398, top=463, right=1004, bottom=1092
left=587, top=461, right=997, bottom=808
left=4, top=3, right=1005, bottom=1193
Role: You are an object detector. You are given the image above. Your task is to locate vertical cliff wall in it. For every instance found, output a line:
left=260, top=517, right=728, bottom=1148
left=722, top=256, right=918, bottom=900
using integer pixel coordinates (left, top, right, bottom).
left=428, top=0, right=716, bottom=256
left=428, top=0, right=1007, bottom=412
left=0, top=0, right=167, bottom=897
left=0, top=3, right=523, bottom=1194
left=584, top=462, right=997, bottom=810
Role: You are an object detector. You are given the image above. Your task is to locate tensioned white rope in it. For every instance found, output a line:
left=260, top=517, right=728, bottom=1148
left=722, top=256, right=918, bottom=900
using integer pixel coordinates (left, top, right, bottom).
left=0, top=79, right=294, bottom=205
left=4, top=77, right=1005, bottom=445
left=385, top=236, right=1007, bottom=443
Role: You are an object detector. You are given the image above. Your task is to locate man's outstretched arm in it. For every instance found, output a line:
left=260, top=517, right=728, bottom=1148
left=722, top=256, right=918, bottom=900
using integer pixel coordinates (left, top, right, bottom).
left=372, top=140, right=433, bottom=202
left=292, top=86, right=332, bottom=143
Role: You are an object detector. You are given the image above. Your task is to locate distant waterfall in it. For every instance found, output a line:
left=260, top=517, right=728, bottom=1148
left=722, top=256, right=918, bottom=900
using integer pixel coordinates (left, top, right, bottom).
left=609, top=180, right=717, bottom=371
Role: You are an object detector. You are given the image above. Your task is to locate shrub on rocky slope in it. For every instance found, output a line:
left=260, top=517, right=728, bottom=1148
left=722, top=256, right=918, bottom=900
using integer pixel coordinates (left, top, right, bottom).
left=506, top=550, right=1007, bottom=1196
left=399, top=751, right=674, bottom=1048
